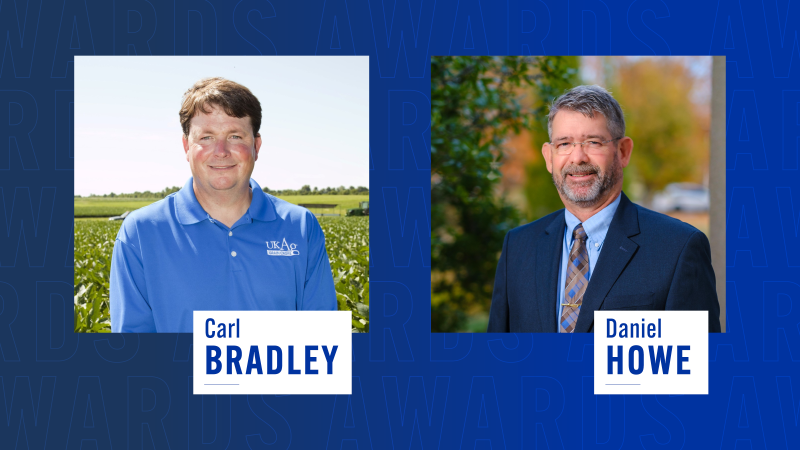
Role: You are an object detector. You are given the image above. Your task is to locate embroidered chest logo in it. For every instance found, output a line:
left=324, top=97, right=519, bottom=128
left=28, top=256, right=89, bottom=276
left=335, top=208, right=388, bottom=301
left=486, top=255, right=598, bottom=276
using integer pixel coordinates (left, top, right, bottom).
left=266, top=238, right=300, bottom=256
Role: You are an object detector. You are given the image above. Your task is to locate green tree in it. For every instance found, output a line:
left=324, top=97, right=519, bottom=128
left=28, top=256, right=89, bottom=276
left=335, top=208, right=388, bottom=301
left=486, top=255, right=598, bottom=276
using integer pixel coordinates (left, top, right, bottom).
left=431, top=56, right=576, bottom=332
left=524, top=56, right=581, bottom=221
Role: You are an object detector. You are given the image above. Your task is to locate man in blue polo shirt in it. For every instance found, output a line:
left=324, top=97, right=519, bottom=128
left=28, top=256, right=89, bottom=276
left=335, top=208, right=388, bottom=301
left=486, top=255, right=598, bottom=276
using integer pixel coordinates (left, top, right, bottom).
left=110, top=77, right=337, bottom=332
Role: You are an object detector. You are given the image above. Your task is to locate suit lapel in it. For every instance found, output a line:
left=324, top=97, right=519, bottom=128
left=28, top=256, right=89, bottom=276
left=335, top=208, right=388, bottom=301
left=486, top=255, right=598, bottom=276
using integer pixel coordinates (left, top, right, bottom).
left=574, top=193, right=641, bottom=333
left=536, top=213, right=566, bottom=333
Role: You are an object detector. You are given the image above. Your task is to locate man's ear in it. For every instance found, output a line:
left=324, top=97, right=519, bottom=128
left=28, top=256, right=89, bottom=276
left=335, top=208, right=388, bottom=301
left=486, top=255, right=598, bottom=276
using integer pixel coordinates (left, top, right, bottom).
left=618, top=137, right=633, bottom=168
left=541, top=143, right=553, bottom=174
left=182, top=134, right=190, bottom=160
left=254, top=134, right=262, bottom=161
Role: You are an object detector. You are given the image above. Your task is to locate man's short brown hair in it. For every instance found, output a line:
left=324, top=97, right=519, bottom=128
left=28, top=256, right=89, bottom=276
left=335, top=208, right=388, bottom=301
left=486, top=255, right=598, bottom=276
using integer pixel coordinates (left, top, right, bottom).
left=179, top=77, right=262, bottom=137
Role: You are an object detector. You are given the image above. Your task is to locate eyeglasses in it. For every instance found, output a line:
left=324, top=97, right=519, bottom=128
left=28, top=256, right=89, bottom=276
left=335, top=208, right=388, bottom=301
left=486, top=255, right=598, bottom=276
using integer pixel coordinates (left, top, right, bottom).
left=548, top=138, right=621, bottom=155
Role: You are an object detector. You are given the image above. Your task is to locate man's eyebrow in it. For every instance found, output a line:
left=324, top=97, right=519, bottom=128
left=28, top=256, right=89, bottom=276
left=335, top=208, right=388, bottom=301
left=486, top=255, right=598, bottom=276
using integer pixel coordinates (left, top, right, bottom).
left=552, top=134, right=608, bottom=141
left=194, top=125, right=249, bottom=135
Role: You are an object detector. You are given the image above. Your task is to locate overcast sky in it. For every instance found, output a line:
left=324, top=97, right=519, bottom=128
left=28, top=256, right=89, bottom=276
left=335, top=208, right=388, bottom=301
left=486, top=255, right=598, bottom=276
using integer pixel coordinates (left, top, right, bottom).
left=75, top=56, right=369, bottom=196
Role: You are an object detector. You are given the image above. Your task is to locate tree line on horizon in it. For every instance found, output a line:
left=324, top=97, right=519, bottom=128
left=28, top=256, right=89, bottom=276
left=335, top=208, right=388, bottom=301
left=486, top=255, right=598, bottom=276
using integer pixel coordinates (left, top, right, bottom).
left=76, top=185, right=369, bottom=198
left=77, top=186, right=183, bottom=199
left=262, top=185, right=369, bottom=196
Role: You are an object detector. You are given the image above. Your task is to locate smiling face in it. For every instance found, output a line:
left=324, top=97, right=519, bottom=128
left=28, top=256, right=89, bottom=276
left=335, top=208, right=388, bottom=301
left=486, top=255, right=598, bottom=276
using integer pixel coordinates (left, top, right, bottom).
left=542, top=109, right=632, bottom=209
left=182, top=104, right=261, bottom=196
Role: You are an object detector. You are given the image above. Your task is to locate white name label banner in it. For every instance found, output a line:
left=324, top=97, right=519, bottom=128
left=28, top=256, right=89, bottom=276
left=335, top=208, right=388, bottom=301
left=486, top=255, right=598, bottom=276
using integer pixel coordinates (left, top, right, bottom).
left=193, top=311, right=352, bottom=395
left=594, top=311, right=708, bottom=395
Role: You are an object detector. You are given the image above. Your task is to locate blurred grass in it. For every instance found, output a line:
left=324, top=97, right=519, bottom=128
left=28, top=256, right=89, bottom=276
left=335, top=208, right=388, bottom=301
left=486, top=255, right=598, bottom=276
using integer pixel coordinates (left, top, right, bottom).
left=75, top=194, right=369, bottom=217
left=74, top=198, right=162, bottom=217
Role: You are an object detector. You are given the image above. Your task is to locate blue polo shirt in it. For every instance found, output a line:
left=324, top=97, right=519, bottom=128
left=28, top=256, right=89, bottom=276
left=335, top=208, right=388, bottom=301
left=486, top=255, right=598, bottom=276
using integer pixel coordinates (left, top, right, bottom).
left=110, top=177, right=337, bottom=333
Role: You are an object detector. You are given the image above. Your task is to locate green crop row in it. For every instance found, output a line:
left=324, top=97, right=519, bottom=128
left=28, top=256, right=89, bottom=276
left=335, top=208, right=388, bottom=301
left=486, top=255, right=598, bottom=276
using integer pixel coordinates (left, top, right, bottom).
left=74, top=217, right=369, bottom=333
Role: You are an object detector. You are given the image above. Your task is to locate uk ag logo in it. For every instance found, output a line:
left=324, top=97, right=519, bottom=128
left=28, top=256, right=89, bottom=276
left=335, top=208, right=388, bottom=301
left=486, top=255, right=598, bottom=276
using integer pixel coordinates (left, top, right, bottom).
left=266, top=238, right=300, bottom=256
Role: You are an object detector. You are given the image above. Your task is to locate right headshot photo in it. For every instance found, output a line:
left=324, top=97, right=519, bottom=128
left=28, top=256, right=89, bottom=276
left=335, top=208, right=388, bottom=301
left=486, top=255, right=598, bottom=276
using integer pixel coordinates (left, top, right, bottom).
left=431, top=56, right=725, bottom=334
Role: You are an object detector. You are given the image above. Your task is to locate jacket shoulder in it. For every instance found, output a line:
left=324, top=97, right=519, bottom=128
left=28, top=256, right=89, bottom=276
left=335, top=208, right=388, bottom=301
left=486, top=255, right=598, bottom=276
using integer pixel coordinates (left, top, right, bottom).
left=507, top=209, right=563, bottom=240
left=634, top=203, right=703, bottom=240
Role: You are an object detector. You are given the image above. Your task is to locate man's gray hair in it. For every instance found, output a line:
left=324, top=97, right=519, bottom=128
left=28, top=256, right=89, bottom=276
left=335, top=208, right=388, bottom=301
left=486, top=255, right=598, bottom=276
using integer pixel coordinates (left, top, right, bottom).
left=547, top=85, right=625, bottom=141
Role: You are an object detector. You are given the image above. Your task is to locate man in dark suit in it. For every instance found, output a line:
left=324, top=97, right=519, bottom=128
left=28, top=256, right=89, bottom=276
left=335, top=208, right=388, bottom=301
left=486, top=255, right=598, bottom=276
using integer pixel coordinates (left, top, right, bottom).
left=487, top=85, right=721, bottom=333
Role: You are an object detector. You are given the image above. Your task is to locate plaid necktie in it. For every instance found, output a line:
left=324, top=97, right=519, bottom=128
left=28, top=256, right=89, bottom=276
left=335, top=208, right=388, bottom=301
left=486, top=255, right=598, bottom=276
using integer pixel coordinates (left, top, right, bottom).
left=560, top=224, right=589, bottom=333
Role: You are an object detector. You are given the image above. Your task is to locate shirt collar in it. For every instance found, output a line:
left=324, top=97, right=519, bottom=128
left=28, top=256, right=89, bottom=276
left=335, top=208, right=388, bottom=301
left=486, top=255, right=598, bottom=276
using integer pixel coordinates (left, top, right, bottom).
left=247, top=178, right=276, bottom=222
left=564, top=192, right=622, bottom=245
left=175, top=177, right=277, bottom=225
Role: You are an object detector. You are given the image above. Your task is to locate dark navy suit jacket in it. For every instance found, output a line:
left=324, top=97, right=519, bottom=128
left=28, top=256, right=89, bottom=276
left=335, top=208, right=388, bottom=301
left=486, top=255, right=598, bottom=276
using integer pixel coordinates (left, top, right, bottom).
left=487, top=192, right=721, bottom=333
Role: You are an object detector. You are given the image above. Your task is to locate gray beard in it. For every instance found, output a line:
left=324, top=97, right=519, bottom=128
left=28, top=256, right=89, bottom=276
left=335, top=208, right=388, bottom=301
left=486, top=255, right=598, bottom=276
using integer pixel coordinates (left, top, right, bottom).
left=552, top=154, right=621, bottom=208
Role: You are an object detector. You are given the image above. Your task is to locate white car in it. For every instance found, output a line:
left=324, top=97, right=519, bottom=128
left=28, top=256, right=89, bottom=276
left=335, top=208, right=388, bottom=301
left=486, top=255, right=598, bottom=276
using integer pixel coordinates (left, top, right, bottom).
left=651, top=183, right=709, bottom=213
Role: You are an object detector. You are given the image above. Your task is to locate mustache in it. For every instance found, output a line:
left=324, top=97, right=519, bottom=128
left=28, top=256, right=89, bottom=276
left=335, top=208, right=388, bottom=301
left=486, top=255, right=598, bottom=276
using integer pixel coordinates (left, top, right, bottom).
left=561, top=163, right=600, bottom=177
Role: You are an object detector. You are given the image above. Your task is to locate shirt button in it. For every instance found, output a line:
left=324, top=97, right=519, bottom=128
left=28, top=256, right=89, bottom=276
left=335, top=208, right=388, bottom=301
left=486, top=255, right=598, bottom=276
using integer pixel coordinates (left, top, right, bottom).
left=231, top=251, right=237, bottom=257
left=229, top=231, right=233, bottom=236
left=595, top=243, right=599, bottom=247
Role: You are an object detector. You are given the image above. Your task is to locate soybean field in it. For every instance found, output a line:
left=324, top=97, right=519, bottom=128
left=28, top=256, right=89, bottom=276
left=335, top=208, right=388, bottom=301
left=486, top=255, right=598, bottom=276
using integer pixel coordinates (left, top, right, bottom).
left=74, top=217, right=369, bottom=333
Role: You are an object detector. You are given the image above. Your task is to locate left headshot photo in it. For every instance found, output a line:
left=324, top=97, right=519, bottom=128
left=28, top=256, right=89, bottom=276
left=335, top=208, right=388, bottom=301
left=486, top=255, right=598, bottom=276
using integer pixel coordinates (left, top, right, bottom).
left=74, top=56, right=369, bottom=333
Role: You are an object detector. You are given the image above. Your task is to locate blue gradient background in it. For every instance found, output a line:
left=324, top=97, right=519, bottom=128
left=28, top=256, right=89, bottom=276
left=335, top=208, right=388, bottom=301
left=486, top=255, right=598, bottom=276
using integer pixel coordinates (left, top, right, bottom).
left=1, top=0, right=798, bottom=448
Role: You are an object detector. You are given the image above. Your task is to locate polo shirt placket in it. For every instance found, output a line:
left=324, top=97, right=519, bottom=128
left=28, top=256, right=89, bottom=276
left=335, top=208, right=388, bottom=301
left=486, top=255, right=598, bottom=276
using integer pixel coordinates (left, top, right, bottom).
left=209, top=213, right=252, bottom=273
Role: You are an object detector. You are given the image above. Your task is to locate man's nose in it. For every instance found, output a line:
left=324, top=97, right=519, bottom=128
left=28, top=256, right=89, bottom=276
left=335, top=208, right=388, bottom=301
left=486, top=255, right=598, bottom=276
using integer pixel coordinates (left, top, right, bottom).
left=567, top=143, right=591, bottom=164
left=212, top=138, right=230, bottom=157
